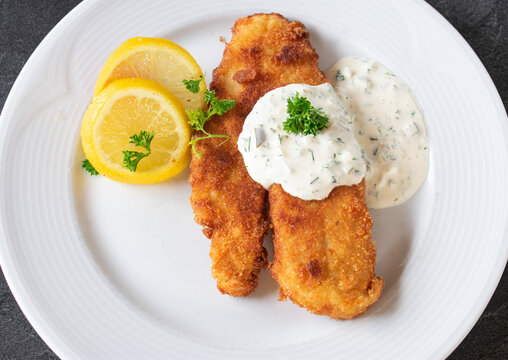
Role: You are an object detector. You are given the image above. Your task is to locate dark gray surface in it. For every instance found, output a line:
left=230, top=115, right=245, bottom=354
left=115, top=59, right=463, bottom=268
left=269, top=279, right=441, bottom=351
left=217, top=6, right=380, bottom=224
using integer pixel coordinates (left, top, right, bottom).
left=0, top=0, right=506, bottom=359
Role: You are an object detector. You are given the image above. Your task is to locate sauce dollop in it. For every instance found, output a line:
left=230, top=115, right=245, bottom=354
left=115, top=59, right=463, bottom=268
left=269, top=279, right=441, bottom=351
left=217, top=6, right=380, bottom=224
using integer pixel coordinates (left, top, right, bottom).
left=238, top=58, right=429, bottom=208
left=238, top=83, right=365, bottom=200
left=326, top=57, right=429, bottom=208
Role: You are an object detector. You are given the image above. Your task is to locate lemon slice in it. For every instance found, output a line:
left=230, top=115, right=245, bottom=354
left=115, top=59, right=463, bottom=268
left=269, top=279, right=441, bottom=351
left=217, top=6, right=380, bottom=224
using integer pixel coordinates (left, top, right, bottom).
left=82, top=78, right=191, bottom=184
left=93, top=37, right=206, bottom=111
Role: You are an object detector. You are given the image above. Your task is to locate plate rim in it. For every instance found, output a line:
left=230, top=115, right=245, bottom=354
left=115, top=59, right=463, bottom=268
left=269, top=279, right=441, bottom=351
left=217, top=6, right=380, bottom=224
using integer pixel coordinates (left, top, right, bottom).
left=406, top=3, right=508, bottom=358
left=0, top=1, right=99, bottom=358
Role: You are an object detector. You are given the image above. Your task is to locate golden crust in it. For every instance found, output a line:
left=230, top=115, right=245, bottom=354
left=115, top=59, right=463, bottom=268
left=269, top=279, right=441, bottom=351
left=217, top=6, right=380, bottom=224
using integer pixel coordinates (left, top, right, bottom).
left=190, top=13, right=383, bottom=312
left=189, top=13, right=324, bottom=296
left=269, top=182, right=384, bottom=319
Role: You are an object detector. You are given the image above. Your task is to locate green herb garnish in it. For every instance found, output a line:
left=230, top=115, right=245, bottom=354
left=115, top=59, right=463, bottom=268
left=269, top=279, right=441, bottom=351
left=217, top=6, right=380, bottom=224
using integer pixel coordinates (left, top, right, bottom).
left=186, top=89, right=235, bottom=158
left=283, top=92, right=329, bottom=136
left=82, top=159, right=99, bottom=176
left=122, top=131, right=155, bottom=172
left=182, top=77, right=203, bottom=94
left=204, top=90, right=236, bottom=115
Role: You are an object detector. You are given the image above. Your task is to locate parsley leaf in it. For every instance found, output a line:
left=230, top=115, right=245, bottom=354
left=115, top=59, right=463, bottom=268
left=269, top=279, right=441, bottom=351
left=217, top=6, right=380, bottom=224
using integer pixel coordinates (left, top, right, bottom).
left=82, top=159, right=99, bottom=176
left=202, top=90, right=235, bottom=114
left=214, top=99, right=236, bottom=115
left=128, top=131, right=154, bottom=152
left=204, top=89, right=216, bottom=104
left=185, top=89, right=235, bottom=158
left=283, top=92, right=329, bottom=136
left=187, top=109, right=207, bottom=130
left=122, top=131, right=155, bottom=172
left=182, top=77, right=203, bottom=94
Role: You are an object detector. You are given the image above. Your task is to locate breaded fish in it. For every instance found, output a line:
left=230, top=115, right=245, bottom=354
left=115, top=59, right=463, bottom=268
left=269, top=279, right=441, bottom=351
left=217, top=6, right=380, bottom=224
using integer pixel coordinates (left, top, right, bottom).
left=190, top=13, right=383, bottom=312
left=190, top=13, right=325, bottom=296
left=270, top=182, right=384, bottom=319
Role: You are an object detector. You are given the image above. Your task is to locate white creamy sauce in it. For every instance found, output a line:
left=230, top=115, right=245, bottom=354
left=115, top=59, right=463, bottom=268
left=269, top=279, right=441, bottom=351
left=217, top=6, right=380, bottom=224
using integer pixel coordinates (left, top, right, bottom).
left=238, top=83, right=365, bottom=201
left=237, top=58, right=429, bottom=207
left=326, top=56, right=429, bottom=208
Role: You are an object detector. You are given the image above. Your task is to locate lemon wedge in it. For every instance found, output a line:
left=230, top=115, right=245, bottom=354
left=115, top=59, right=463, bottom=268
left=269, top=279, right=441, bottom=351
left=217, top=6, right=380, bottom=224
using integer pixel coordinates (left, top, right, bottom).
left=93, top=37, right=206, bottom=111
left=82, top=78, right=191, bottom=184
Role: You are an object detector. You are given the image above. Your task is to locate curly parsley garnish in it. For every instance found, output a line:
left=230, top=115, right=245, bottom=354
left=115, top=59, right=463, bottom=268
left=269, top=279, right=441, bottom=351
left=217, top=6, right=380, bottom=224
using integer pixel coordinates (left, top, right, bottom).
left=122, top=131, right=155, bottom=172
left=82, top=159, right=99, bottom=176
left=182, top=77, right=203, bottom=94
left=183, top=78, right=235, bottom=158
left=283, top=92, right=329, bottom=136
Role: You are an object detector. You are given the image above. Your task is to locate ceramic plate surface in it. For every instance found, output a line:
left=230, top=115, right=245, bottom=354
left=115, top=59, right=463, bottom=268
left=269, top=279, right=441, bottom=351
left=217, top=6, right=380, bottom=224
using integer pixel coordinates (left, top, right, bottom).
left=0, top=0, right=507, bottom=359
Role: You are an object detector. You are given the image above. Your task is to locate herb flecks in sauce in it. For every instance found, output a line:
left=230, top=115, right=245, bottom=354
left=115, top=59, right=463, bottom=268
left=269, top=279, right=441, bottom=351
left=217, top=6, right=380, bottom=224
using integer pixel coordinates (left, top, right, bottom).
left=238, top=84, right=365, bottom=201
left=326, top=56, right=429, bottom=209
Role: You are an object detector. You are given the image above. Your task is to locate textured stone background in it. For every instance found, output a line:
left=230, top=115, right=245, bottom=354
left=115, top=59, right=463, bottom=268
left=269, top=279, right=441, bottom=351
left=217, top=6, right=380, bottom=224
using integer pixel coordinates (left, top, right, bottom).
left=0, top=0, right=506, bottom=359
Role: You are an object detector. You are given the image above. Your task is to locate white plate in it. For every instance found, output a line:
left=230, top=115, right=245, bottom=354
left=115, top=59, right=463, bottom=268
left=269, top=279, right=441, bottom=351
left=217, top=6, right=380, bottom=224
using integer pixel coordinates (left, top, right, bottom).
left=0, top=0, right=507, bottom=359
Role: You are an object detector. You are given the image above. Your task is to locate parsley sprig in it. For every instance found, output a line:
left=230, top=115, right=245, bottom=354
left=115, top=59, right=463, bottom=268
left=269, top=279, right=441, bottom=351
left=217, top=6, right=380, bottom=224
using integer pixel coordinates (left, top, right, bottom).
left=182, top=77, right=202, bottom=94
left=283, top=92, right=329, bottom=136
left=183, top=78, right=235, bottom=158
left=82, top=159, right=99, bottom=176
left=122, top=131, right=155, bottom=172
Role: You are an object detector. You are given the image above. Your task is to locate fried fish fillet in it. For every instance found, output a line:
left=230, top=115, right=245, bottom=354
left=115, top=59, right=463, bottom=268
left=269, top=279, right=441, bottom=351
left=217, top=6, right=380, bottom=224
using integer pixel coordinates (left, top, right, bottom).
left=190, top=13, right=383, bottom=312
left=270, top=182, right=384, bottom=319
left=190, top=13, right=325, bottom=296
